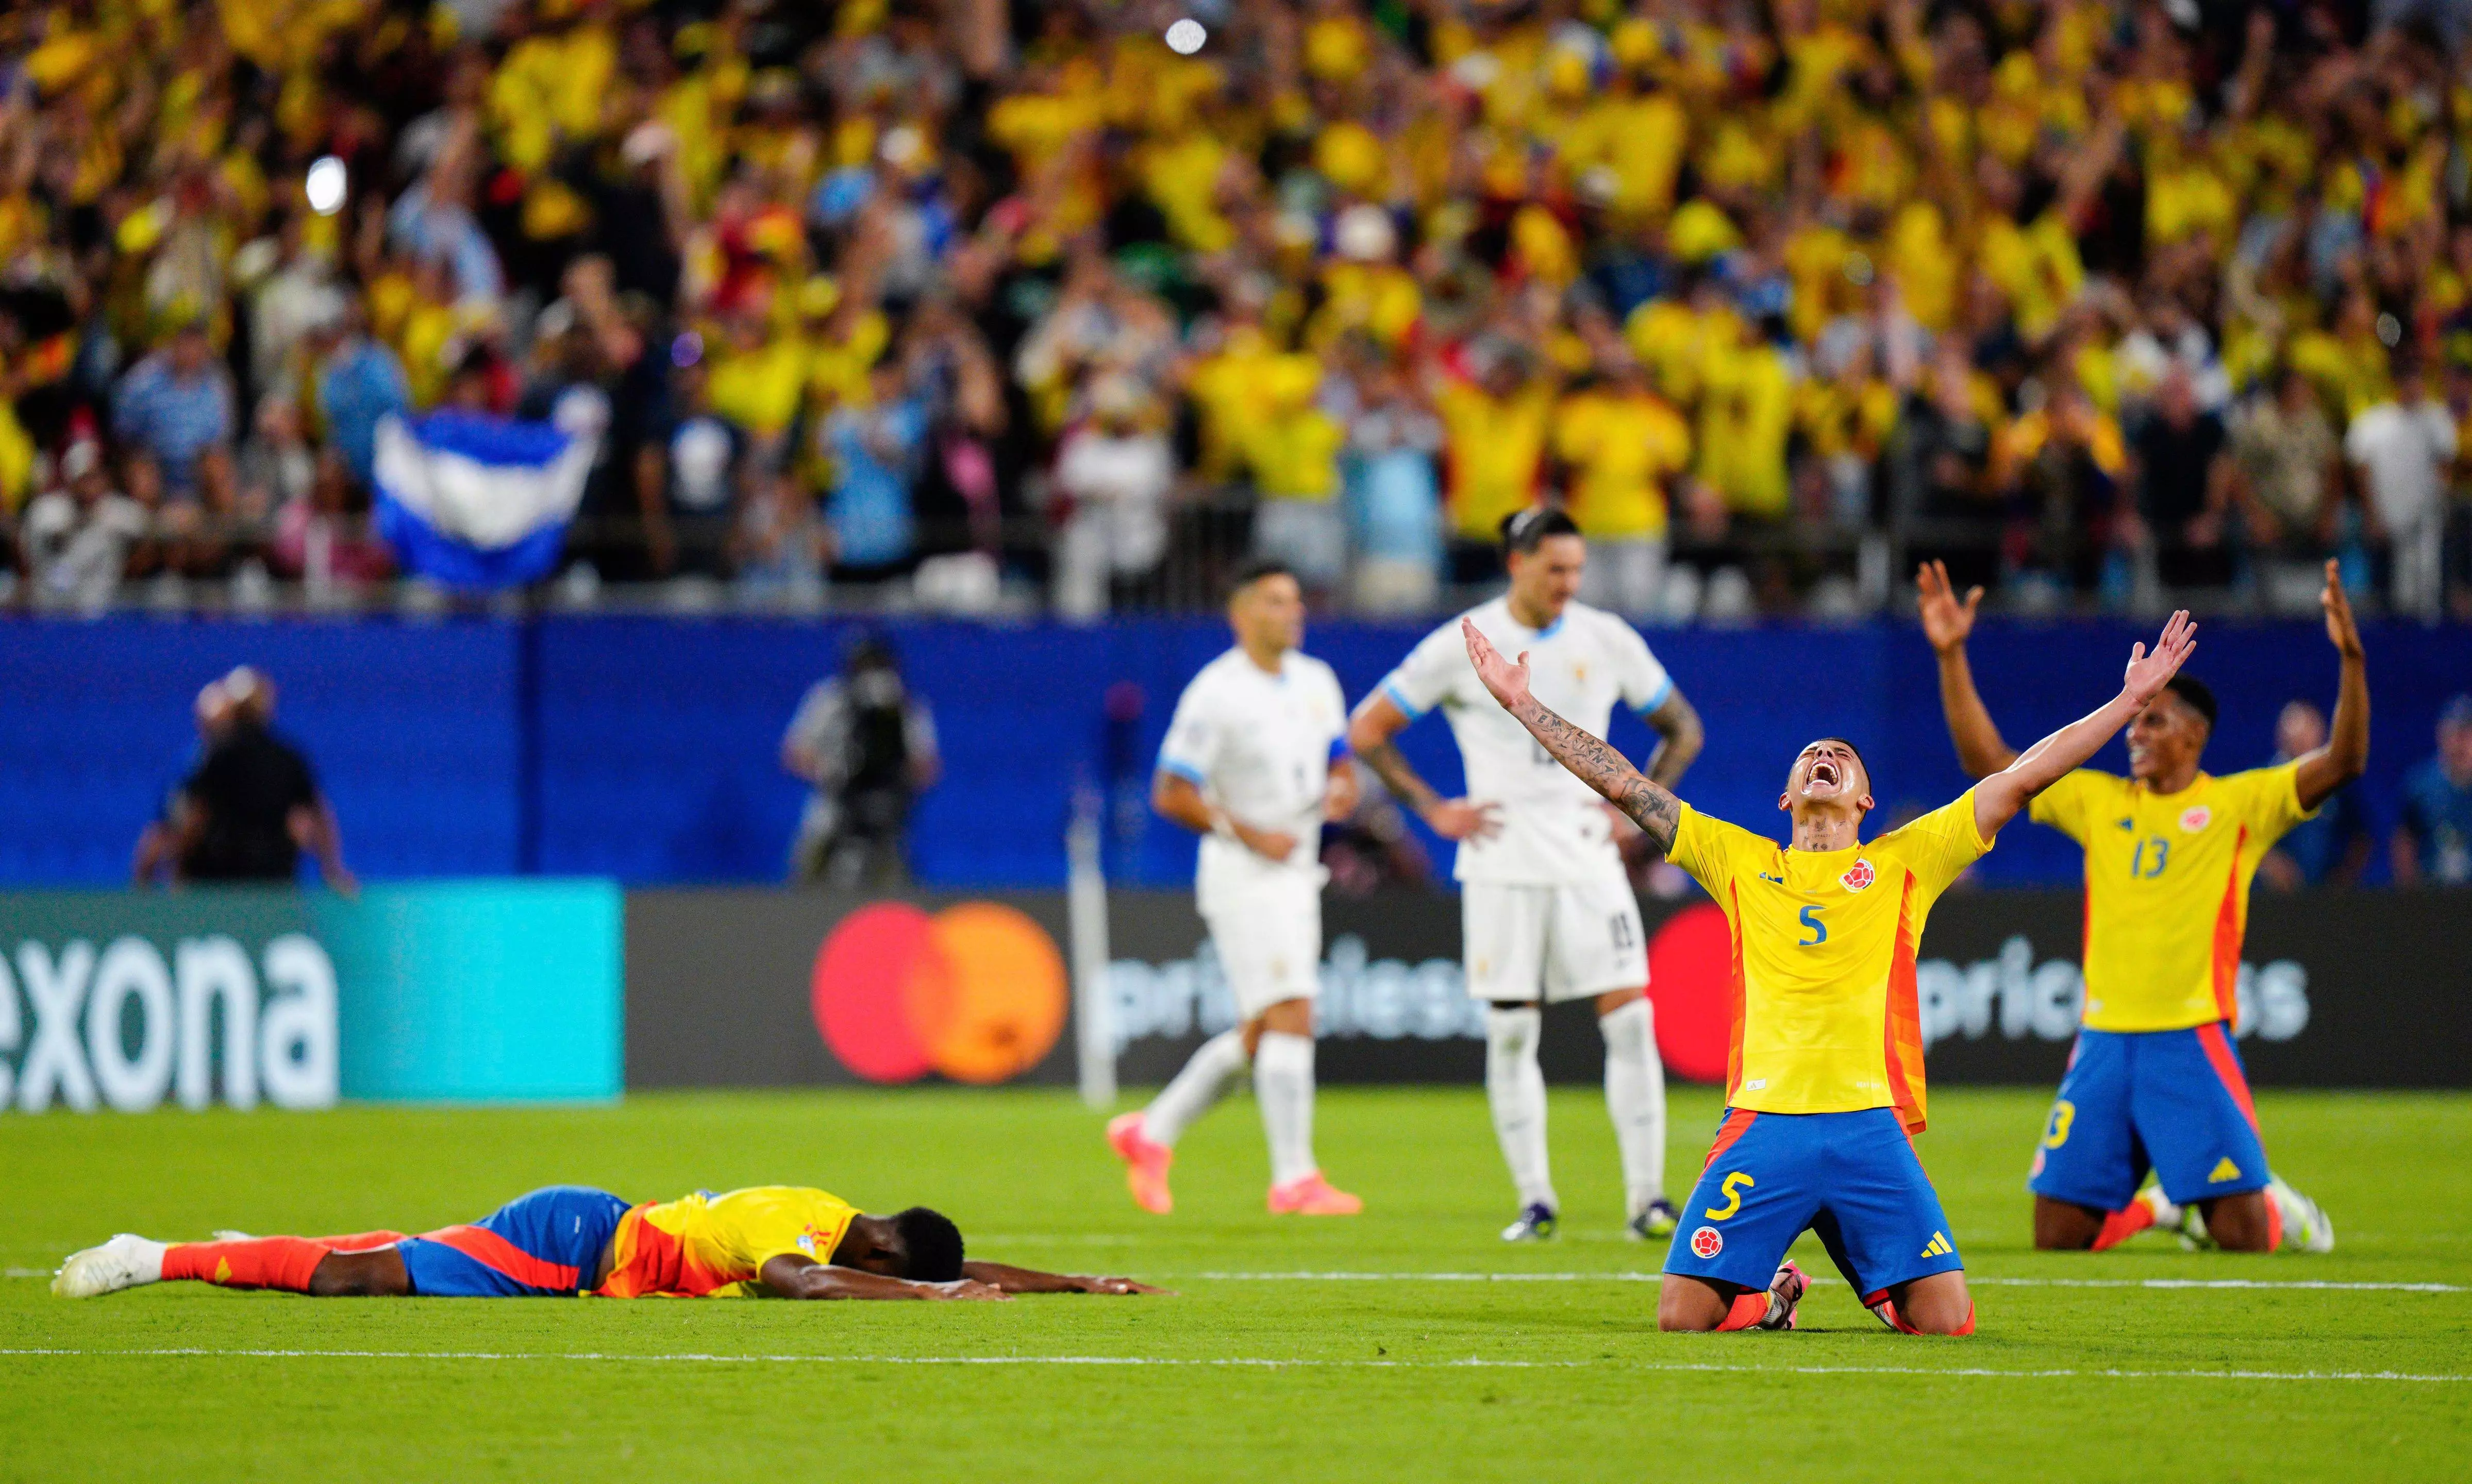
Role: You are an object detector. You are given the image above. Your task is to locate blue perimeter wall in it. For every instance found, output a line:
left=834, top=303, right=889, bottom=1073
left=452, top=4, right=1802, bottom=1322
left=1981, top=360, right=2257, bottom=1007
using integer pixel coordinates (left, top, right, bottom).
left=5, top=614, right=2466, bottom=889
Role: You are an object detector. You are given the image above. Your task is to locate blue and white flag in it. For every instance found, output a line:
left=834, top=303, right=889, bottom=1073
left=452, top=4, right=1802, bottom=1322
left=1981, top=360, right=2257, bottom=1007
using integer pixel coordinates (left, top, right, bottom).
left=372, top=410, right=597, bottom=589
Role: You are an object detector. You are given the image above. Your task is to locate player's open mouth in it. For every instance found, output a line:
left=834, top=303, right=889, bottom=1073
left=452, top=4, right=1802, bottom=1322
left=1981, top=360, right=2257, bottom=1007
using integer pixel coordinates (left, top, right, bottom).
left=1809, top=760, right=1842, bottom=788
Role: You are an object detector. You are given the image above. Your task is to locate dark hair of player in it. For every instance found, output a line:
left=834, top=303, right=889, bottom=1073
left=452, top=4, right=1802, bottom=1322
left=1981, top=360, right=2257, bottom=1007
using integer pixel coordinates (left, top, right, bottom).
left=893, top=1207, right=965, bottom=1283
left=2163, top=675, right=2217, bottom=733
left=1226, top=557, right=1296, bottom=598
left=1500, top=507, right=1580, bottom=553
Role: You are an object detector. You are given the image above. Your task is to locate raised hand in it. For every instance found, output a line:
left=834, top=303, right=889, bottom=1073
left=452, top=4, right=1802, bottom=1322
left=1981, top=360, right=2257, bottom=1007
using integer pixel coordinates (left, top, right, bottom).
left=2122, top=610, right=2198, bottom=707
left=2320, top=559, right=2364, bottom=659
left=1462, top=618, right=1532, bottom=710
left=1916, top=561, right=1983, bottom=653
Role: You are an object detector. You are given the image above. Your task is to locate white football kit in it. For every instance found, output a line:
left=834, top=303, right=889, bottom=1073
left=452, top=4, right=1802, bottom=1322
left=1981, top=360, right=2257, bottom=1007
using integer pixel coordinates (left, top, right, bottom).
left=1379, top=597, right=1668, bottom=1003
left=1157, top=648, right=1348, bottom=1019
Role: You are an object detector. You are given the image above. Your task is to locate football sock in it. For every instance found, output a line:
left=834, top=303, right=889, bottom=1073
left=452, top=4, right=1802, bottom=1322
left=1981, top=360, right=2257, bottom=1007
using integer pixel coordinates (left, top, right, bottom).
left=162, top=1236, right=330, bottom=1292
left=1484, top=1006, right=1555, bottom=1210
left=2262, top=1185, right=2287, bottom=1251
left=1253, top=1031, right=1318, bottom=1188
left=1714, top=1290, right=1775, bottom=1331
left=1141, top=1030, right=1249, bottom=1148
left=311, top=1230, right=410, bottom=1252
left=2091, top=1201, right=2157, bottom=1251
left=1598, top=997, right=1666, bottom=1217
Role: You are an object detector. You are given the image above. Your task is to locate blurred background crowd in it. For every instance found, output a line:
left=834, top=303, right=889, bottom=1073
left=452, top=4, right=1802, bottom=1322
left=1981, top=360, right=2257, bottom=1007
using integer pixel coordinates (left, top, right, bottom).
left=7, top=0, right=2472, bottom=621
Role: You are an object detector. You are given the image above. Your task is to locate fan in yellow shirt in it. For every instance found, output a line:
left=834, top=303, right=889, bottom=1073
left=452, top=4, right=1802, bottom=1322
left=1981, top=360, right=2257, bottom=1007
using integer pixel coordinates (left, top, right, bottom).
left=56, top=1183, right=1167, bottom=1302
left=1552, top=360, right=1688, bottom=615
left=1459, top=603, right=2199, bottom=1337
left=1919, top=560, right=2366, bottom=1258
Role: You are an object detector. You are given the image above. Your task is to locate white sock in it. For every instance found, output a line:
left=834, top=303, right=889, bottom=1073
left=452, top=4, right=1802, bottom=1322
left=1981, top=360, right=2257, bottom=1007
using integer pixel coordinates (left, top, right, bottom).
left=1485, top=1006, right=1556, bottom=1210
left=1599, top=998, right=1667, bottom=1218
left=1254, top=1031, right=1319, bottom=1187
left=1141, top=1030, right=1249, bottom=1148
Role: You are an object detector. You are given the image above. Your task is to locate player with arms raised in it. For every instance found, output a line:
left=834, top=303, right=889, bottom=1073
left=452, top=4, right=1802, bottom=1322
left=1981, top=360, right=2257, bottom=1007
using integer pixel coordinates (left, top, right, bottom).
left=1107, top=560, right=1363, bottom=1216
left=1348, top=509, right=1704, bottom=1242
left=1462, top=609, right=2197, bottom=1333
left=1918, top=560, right=2365, bottom=1253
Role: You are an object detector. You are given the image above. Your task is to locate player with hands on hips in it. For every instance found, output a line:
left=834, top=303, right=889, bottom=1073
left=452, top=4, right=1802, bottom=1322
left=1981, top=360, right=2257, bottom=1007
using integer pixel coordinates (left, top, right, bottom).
left=1108, top=560, right=1364, bottom=1217
left=1349, top=509, right=1704, bottom=1244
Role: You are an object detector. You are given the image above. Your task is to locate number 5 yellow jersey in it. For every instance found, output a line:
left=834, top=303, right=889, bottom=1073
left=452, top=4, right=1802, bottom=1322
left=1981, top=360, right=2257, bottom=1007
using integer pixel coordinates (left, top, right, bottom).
left=2027, top=764, right=2315, bottom=1034
left=1667, top=793, right=1992, bottom=1133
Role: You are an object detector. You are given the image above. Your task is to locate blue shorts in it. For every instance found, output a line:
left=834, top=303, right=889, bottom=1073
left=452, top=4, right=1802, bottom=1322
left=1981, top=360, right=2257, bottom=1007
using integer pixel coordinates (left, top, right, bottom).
left=1663, top=1107, right=1963, bottom=1303
left=397, top=1186, right=631, bottom=1297
left=2028, top=1024, right=2270, bottom=1210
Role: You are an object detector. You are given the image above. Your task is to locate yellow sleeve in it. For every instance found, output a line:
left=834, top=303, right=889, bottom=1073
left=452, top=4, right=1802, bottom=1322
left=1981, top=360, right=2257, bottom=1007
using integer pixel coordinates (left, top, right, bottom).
left=1667, top=804, right=1756, bottom=899
left=721, top=1188, right=857, bottom=1276
left=2227, top=762, right=2318, bottom=848
left=1887, top=790, right=1995, bottom=897
left=2027, top=768, right=2105, bottom=845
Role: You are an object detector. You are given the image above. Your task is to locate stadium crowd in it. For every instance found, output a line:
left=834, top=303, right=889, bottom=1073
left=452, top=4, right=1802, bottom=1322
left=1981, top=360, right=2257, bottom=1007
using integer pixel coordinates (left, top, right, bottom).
left=5, top=0, right=2472, bottom=619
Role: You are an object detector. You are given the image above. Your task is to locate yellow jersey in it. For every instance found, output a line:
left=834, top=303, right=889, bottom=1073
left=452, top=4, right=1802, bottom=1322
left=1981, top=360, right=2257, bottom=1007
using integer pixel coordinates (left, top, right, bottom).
left=1552, top=390, right=1688, bottom=538
left=595, top=1186, right=860, bottom=1298
left=1435, top=380, right=1552, bottom=539
left=2028, top=765, right=2315, bottom=1033
left=1668, top=794, right=1992, bottom=1132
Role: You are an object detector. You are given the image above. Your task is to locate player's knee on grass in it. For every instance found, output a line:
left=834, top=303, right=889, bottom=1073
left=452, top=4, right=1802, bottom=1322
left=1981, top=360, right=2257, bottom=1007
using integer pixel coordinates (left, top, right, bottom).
left=308, top=1247, right=411, bottom=1297
left=2202, top=1191, right=2275, bottom=1252
left=1656, top=1274, right=1732, bottom=1332
left=2032, top=1195, right=2106, bottom=1251
left=1889, top=1272, right=1974, bottom=1336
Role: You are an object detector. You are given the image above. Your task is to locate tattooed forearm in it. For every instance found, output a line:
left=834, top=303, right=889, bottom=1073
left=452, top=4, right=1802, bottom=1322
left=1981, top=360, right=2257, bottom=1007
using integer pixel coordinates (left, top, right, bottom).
left=1356, top=739, right=1441, bottom=816
left=1515, top=698, right=1681, bottom=850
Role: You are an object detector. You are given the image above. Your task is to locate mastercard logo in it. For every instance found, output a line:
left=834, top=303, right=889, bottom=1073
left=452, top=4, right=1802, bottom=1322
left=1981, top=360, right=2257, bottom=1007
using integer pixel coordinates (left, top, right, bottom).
left=1645, top=902, right=1733, bottom=1084
left=810, top=902, right=1067, bottom=1085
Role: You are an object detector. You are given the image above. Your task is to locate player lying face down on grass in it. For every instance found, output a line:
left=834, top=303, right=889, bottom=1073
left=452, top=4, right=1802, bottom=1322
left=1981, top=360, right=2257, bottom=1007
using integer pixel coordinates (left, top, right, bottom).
left=54, top=1185, right=1167, bottom=1302
left=1460, top=611, right=2197, bottom=1335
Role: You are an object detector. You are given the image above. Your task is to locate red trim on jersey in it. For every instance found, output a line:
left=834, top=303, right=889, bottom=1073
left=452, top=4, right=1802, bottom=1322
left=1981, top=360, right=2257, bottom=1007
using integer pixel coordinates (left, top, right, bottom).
left=1882, top=872, right=1928, bottom=1134
left=416, top=1223, right=581, bottom=1293
left=2195, top=1021, right=2260, bottom=1133
left=1724, top=880, right=1748, bottom=1104
left=1701, top=1108, right=1758, bottom=1172
left=2208, top=827, right=2249, bottom=1023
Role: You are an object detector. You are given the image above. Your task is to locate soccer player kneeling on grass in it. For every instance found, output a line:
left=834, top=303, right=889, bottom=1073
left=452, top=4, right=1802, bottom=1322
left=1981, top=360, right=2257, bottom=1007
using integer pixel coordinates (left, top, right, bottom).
left=1919, top=560, right=2361, bottom=1255
left=53, top=1185, right=1165, bottom=1301
left=1458, top=610, right=2198, bottom=1334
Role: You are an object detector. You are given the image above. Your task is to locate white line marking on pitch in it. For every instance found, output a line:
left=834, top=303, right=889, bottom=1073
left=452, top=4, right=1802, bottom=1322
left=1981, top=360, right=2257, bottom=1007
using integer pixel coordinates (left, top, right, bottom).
left=0, top=1348, right=2460, bottom=1385
left=1179, top=1272, right=2465, bottom=1293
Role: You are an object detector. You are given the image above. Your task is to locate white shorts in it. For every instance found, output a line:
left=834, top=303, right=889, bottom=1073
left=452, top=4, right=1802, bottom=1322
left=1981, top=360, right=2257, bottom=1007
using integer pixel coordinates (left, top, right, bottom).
left=1463, top=876, right=1648, bottom=1005
left=1203, top=876, right=1323, bottom=1021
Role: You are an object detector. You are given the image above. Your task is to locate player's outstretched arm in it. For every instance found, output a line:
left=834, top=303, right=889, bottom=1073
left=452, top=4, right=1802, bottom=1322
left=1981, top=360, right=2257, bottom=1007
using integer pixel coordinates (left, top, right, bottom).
left=1461, top=619, right=1682, bottom=851
left=2294, top=559, right=2369, bottom=811
left=961, top=1260, right=1171, bottom=1296
left=1917, top=561, right=2020, bottom=778
left=758, top=1254, right=1010, bottom=1301
left=1971, top=612, right=2199, bottom=839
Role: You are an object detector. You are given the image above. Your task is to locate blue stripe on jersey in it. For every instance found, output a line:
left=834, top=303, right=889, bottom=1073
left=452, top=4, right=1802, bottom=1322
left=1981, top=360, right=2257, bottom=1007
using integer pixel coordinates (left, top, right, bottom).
left=1379, top=677, right=1428, bottom=721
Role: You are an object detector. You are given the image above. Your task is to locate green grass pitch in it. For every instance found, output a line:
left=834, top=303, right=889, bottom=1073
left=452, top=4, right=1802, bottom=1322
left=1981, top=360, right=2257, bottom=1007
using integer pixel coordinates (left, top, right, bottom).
left=3, top=1085, right=2467, bottom=1481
